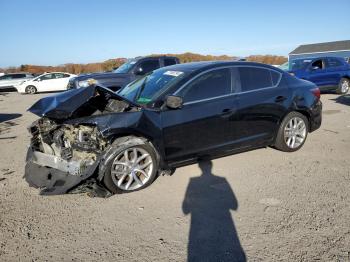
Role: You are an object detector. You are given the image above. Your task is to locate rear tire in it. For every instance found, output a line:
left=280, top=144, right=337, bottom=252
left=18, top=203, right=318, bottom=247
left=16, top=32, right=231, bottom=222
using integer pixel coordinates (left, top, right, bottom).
left=103, top=136, right=158, bottom=194
left=336, top=78, right=350, bottom=94
left=274, top=111, right=309, bottom=152
left=25, top=85, right=37, bottom=94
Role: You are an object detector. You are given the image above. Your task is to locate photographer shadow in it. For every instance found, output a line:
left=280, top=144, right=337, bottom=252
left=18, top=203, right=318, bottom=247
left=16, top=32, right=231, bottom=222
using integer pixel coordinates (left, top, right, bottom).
left=182, top=160, right=246, bottom=262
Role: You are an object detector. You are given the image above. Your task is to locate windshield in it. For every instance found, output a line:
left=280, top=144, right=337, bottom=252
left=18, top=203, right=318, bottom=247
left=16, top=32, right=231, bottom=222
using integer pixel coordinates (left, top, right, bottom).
left=113, top=59, right=137, bottom=73
left=289, top=59, right=311, bottom=71
left=278, top=61, right=289, bottom=71
left=118, top=68, right=187, bottom=104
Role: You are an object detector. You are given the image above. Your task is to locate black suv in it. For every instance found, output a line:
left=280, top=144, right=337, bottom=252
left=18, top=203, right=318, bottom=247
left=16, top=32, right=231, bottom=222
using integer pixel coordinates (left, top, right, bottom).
left=68, top=56, right=180, bottom=91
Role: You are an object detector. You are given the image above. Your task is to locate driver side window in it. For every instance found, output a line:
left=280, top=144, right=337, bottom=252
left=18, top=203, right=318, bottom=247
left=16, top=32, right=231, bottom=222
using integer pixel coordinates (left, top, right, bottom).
left=180, top=68, right=231, bottom=103
left=311, top=59, right=324, bottom=70
left=39, top=74, right=54, bottom=81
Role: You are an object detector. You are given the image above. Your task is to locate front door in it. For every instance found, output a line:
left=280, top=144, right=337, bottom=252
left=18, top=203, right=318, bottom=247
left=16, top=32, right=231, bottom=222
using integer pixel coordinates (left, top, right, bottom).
left=161, top=68, right=239, bottom=163
left=307, top=58, right=330, bottom=87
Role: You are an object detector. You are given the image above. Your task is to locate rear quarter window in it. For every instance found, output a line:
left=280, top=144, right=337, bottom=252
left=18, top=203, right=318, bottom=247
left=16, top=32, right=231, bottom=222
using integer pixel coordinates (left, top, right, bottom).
left=326, top=57, right=343, bottom=68
left=270, top=70, right=281, bottom=86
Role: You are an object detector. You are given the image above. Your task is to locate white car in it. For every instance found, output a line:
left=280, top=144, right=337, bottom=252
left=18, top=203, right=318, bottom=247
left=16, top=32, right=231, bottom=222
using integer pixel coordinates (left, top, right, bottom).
left=0, top=73, right=34, bottom=90
left=15, top=72, right=76, bottom=94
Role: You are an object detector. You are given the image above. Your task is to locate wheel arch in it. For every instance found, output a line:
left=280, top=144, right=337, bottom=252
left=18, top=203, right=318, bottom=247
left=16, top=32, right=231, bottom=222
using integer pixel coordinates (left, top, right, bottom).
left=294, top=109, right=311, bottom=131
left=97, top=132, right=164, bottom=182
left=25, top=84, right=37, bottom=93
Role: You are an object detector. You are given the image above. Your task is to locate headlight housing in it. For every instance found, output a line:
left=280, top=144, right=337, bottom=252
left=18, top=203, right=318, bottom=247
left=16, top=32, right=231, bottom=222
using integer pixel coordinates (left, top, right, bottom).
left=78, top=78, right=97, bottom=88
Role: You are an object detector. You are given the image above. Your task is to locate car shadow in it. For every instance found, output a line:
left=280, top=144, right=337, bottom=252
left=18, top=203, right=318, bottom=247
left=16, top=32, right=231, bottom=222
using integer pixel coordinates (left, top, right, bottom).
left=0, top=87, right=17, bottom=93
left=0, top=113, right=22, bottom=123
left=182, top=160, right=246, bottom=262
left=331, top=94, right=350, bottom=106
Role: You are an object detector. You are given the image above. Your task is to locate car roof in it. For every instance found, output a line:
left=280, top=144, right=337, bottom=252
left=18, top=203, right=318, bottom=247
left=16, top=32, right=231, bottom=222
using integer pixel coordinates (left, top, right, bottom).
left=3, top=72, right=32, bottom=75
left=161, top=61, right=283, bottom=73
left=134, top=55, right=179, bottom=61
left=293, top=56, right=343, bottom=61
left=43, top=72, right=70, bottom=74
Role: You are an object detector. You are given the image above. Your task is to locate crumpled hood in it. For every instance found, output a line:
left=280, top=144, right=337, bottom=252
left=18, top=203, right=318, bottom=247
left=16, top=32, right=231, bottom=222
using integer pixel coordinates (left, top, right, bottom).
left=28, top=85, right=138, bottom=120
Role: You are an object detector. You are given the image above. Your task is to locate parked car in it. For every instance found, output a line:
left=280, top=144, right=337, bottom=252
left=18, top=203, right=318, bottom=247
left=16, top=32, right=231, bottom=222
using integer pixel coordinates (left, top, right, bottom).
left=15, top=72, right=76, bottom=94
left=278, top=61, right=289, bottom=71
left=289, top=57, right=350, bottom=94
left=24, top=61, right=322, bottom=195
left=0, top=73, right=34, bottom=90
left=67, top=56, right=180, bottom=91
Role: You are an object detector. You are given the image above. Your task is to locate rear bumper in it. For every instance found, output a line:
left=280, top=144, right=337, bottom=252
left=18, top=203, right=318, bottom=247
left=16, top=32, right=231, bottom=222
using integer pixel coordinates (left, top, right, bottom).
left=309, top=100, right=322, bottom=132
left=24, top=146, right=99, bottom=195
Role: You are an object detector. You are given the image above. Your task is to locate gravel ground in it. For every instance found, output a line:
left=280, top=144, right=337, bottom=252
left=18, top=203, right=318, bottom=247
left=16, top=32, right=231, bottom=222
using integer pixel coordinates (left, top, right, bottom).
left=0, top=91, right=349, bottom=261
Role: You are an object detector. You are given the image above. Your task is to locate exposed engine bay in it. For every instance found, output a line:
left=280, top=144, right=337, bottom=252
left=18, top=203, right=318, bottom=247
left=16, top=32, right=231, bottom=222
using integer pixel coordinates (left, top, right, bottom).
left=29, top=119, right=105, bottom=172
left=24, top=85, right=142, bottom=197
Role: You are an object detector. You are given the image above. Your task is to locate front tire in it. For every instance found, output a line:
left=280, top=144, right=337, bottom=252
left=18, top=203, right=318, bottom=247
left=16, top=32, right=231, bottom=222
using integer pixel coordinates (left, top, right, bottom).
left=25, top=85, right=37, bottom=94
left=274, top=111, right=309, bottom=152
left=336, top=78, right=350, bottom=94
left=103, top=136, right=158, bottom=194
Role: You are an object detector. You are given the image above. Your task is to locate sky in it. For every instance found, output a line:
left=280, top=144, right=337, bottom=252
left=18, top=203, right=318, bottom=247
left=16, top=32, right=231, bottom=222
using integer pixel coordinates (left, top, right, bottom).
left=1, top=0, right=350, bottom=67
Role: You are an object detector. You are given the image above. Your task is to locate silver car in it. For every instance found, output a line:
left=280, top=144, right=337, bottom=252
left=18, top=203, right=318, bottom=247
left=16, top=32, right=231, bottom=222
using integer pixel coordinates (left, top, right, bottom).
left=0, top=73, right=34, bottom=90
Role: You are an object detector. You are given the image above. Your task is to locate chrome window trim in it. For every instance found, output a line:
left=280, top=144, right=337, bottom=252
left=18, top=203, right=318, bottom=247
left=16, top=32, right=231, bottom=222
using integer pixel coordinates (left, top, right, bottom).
left=175, top=65, right=283, bottom=106
left=183, top=92, right=237, bottom=106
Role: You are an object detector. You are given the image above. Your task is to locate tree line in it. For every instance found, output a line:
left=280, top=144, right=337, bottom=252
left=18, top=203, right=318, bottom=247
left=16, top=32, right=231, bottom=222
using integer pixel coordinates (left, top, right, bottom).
left=0, top=53, right=287, bottom=74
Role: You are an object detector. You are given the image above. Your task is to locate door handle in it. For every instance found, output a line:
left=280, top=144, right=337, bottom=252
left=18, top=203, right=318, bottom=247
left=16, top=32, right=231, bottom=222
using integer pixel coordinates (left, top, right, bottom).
left=220, top=108, right=235, bottom=118
left=275, top=96, right=287, bottom=103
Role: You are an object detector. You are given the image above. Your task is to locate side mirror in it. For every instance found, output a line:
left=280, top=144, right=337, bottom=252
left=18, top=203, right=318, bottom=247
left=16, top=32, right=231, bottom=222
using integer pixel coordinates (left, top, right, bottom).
left=36, top=78, right=41, bottom=82
left=166, top=95, right=183, bottom=109
left=135, top=67, right=144, bottom=75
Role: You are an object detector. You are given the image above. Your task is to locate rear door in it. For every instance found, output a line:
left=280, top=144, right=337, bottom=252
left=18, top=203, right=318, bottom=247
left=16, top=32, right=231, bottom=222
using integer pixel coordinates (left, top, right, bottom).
left=0, top=74, right=26, bottom=87
left=53, top=73, right=71, bottom=90
left=0, top=74, right=15, bottom=87
left=235, top=66, right=289, bottom=147
left=161, top=67, right=240, bottom=163
left=324, top=57, right=345, bottom=86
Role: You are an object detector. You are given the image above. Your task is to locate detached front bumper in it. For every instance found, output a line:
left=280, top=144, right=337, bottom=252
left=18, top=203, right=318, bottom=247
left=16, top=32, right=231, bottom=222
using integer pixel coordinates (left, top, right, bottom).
left=24, top=146, right=100, bottom=195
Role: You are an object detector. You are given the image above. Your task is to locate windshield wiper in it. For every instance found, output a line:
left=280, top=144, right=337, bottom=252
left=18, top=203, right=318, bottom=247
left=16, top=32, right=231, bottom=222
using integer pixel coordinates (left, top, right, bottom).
left=133, top=77, right=148, bottom=102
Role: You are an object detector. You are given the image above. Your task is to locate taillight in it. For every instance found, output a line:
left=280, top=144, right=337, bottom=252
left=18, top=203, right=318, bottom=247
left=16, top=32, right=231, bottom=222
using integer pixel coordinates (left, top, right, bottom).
left=311, top=87, right=320, bottom=99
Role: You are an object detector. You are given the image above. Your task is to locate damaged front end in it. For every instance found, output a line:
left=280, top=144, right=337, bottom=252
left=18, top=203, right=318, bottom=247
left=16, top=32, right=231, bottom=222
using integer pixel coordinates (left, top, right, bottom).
left=24, top=85, right=141, bottom=196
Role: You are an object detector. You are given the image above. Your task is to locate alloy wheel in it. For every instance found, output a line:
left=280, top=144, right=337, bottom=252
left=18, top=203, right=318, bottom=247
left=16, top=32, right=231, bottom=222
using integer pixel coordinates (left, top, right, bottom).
left=341, top=80, right=349, bottom=93
left=26, top=86, right=36, bottom=94
left=284, top=117, right=306, bottom=149
left=110, top=147, right=154, bottom=191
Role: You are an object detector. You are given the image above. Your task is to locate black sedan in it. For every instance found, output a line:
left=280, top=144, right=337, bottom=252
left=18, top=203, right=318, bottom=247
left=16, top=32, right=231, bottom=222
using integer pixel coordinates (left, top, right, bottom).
left=25, top=61, right=322, bottom=195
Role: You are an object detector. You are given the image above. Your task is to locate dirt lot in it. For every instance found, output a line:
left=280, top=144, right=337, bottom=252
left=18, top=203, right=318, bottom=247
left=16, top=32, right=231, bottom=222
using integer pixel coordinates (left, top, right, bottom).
left=0, top=91, right=349, bottom=261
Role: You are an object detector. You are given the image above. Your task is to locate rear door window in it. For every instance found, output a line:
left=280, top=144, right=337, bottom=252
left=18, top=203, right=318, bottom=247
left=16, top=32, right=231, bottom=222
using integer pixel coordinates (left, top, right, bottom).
left=12, top=74, right=26, bottom=79
left=164, top=58, right=177, bottom=66
left=326, top=57, right=343, bottom=68
left=0, top=75, right=13, bottom=80
left=138, top=60, right=160, bottom=74
left=53, top=73, right=65, bottom=79
left=238, top=67, right=274, bottom=92
left=181, top=68, right=231, bottom=103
